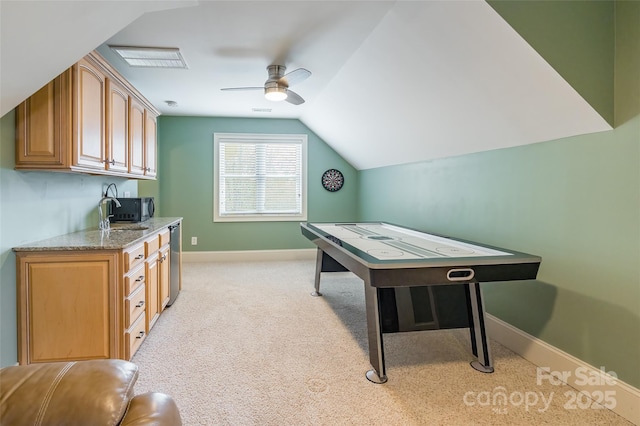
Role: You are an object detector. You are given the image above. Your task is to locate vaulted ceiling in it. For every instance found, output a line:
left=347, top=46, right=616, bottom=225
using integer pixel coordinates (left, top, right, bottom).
left=1, top=1, right=611, bottom=170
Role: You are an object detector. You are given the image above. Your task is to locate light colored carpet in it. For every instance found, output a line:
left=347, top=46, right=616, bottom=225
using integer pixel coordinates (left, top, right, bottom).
left=132, top=260, right=630, bottom=425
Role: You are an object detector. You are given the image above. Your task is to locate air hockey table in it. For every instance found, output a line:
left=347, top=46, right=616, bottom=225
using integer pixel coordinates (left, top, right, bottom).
left=300, top=222, right=541, bottom=383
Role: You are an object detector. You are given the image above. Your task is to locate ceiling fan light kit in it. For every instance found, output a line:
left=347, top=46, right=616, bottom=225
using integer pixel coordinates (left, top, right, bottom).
left=265, top=85, right=288, bottom=101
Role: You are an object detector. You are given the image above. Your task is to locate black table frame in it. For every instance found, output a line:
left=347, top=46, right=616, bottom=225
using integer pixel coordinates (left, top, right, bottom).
left=301, top=222, right=541, bottom=383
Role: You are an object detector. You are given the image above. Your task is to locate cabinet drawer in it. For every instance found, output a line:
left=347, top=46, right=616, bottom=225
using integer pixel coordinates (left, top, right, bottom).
left=124, top=263, right=145, bottom=296
left=145, top=235, right=159, bottom=257
left=125, top=284, right=146, bottom=329
left=158, top=228, right=171, bottom=247
left=123, top=243, right=145, bottom=272
left=125, top=314, right=146, bottom=360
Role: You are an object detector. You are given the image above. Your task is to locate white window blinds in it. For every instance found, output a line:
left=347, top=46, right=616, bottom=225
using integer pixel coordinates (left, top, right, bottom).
left=214, top=133, right=307, bottom=222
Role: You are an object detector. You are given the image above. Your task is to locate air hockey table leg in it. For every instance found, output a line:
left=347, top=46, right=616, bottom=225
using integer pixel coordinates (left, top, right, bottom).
left=468, top=282, right=494, bottom=373
left=364, top=283, right=387, bottom=383
left=311, top=248, right=323, bottom=297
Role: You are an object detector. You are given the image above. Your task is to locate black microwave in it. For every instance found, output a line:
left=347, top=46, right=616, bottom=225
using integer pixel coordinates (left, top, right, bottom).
left=109, top=197, right=155, bottom=223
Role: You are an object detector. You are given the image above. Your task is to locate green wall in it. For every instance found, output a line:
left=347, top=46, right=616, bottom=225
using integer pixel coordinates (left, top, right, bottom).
left=488, top=0, right=615, bottom=125
left=0, top=110, right=138, bottom=367
left=140, top=116, right=358, bottom=251
left=358, top=1, right=639, bottom=387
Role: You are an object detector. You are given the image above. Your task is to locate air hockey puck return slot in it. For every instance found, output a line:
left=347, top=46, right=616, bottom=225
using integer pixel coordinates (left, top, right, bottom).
left=447, top=268, right=475, bottom=281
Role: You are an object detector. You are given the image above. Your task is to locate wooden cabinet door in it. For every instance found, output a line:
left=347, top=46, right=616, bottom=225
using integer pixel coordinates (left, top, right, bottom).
left=159, top=245, right=170, bottom=311
left=16, top=252, right=119, bottom=364
left=15, top=70, right=72, bottom=168
left=129, top=97, right=145, bottom=176
left=144, top=111, right=157, bottom=178
left=145, top=253, right=160, bottom=333
left=106, top=78, right=128, bottom=173
left=74, top=58, right=106, bottom=170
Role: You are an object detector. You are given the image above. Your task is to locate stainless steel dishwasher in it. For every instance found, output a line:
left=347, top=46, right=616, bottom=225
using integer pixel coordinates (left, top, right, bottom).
left=167, top=223, right=181, bottom=306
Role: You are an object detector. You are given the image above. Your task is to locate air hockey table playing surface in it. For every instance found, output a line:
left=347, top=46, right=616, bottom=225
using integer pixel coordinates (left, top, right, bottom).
left=300, top=222, right=541, bottom=383
left=312, top=222, right=509, bottom=260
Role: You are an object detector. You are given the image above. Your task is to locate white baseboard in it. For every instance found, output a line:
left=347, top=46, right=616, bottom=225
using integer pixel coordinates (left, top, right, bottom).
left=183, top=249, right=316, bottom=263
left=486, top=314, right=640, bottom=425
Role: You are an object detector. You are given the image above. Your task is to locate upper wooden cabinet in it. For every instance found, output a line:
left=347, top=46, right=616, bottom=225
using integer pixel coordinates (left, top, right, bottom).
left=75, top=57, right=107, bottom=170
left=106, top=78, right=129, bottom=174
left=129, top=97, right=146, bottom=176
left=144, top=111, right=157, bottom=178
left=15, top=73, right=71, bottom=167
left=15, top=51, right=159, bottom=180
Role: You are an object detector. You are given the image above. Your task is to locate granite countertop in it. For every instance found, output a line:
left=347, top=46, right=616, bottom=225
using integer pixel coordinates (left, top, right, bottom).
left=13, top=217, right=183, bottom=252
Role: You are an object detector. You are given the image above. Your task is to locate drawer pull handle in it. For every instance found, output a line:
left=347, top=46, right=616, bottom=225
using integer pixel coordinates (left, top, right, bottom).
left=136, top=331, right=145, bottom=339
left=135, top=275, right=144, bottom=282
left=134, top=254, right=144, bottom=260
left=446, top=268, right=475, bottom=281
left=135, top=300, right=145, bottom=308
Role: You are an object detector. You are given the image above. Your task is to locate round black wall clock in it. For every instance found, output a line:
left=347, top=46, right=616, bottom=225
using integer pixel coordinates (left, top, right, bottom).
left=321, top=169, right=344, bottom=192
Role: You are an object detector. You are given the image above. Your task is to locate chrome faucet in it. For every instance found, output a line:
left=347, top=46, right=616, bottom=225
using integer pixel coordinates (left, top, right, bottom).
left=98, top=197, right=121, bottom=230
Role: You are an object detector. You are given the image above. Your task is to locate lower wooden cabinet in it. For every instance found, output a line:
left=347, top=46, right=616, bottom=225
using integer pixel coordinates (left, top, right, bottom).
left=159, top=245, right=170, bottom=311
left=145, top=252, right=160, bottom=332
left=16, top=251, right=120, bottom=364
left=125, top=313, right=147, bottom=360
left=125, top=283, right=146, bottom=330
left=15, top=225, right=174, bottom=365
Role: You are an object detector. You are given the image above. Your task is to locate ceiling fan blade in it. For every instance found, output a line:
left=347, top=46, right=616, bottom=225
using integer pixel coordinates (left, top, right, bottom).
left=285, top=89, right=305, bottom=105
left=281, top=68, right=311, bottom=86
left=220, top=87, right=263, bottom=92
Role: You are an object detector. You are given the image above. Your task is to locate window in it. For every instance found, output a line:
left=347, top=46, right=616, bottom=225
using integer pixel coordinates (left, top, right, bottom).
left=214, top=133, right=307, bottom=222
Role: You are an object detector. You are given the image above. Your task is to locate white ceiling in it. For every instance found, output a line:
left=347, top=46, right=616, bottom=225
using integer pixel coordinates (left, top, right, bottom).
left=1, top=0, right=611, bottom=170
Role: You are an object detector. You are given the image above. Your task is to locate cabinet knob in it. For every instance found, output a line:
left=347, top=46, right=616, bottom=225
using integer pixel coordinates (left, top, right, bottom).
left=136, top=331, right=145, bottom=339
left=135, top=275, right=144, bottom=282
left=135, top=300, right=145, bottom=308
left=135, top=254, right=144, bottom=260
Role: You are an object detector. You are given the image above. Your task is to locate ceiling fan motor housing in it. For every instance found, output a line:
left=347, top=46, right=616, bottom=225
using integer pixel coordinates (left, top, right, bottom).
left=267, top=65, right=287, bottom=82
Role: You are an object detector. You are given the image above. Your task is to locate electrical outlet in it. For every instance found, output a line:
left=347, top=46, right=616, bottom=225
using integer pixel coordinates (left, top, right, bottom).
left=191, top=237, right=198, bottom=245
left=123, top=191, right=131, bottom=197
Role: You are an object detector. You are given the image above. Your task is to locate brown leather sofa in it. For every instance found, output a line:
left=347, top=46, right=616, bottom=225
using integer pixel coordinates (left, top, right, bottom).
left=0, top=359, right=181, bottom=425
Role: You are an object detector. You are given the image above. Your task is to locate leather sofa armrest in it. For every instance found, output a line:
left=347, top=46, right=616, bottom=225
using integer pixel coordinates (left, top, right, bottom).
left=0, top=360, right=138, bottom=425
left=120, top=392, right=182, bottom=426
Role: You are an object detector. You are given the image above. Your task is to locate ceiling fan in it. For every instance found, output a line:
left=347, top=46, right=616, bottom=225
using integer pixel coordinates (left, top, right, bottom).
left=221, top=65, right=311, bottom=105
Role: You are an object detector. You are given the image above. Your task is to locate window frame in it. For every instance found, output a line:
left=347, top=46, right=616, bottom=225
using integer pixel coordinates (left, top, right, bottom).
left=213, top=132, right=308, bottom=222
